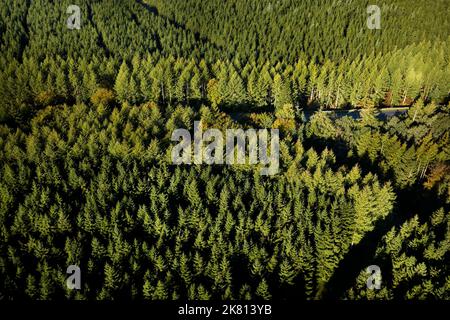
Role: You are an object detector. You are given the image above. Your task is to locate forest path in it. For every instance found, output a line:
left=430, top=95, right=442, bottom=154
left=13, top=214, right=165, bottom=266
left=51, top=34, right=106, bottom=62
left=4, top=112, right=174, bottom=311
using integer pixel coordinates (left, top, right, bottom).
left=229, top=107, right=410, bottom=122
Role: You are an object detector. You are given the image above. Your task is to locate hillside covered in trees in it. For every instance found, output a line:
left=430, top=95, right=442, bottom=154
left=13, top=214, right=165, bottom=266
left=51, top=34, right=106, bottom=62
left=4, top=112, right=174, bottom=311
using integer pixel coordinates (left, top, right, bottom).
left=0, top=0, right=449, bottom=301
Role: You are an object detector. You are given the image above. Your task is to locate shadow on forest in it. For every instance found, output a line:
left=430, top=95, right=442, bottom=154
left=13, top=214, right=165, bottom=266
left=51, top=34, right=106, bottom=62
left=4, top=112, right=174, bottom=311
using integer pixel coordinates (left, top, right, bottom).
left=280, top=133, right=447, bottom=300
left=321, top=185, right=445, bottom=299
left=136, top=0, right=224, bottom=54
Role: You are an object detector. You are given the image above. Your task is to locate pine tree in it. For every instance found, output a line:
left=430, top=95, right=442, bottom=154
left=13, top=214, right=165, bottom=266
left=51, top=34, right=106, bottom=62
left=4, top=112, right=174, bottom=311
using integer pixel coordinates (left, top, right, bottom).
left=226, top=67, right=247, bottom=105
left=143, top=279, right=153, bottom=299
left=255, top=278, right=272, bottom=300
left=273, top=73, right=292, bottom=110
left=279, top=258, right=296, bottom=285
left=247, top=68, right=265, bottom=107
left=115, top=62, right=131, bottom=103
left=152, top=280, right=168, bottom=299
left=190, top=69, right=202, bottom=100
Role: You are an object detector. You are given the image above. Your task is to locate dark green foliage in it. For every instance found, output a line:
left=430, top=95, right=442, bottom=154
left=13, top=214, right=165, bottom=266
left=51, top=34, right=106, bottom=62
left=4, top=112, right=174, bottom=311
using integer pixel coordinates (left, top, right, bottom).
left=0, top=0, right=449, bottom=301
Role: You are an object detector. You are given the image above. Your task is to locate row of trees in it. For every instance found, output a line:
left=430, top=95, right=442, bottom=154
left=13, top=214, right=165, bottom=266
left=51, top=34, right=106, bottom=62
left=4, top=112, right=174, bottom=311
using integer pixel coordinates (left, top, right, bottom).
left=1, top=0, right=449, bottom=125
left=2, top=41, right=449, bottom=126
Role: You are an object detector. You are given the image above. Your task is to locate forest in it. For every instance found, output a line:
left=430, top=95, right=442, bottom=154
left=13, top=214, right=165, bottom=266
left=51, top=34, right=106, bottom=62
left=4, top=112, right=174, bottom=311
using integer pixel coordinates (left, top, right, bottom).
left=0, top=0, right=449, bottom=301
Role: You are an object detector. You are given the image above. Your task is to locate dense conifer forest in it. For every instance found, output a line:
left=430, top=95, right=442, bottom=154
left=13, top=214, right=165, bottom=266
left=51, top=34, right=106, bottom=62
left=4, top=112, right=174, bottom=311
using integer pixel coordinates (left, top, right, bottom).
left=0, top=0, right=449, bottom=301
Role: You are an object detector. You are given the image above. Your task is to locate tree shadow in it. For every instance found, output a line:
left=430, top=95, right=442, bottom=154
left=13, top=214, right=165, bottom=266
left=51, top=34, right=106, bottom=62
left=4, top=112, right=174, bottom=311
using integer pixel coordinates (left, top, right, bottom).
left=295, top=128, right=447, bottom=299
left=322, top=185, right=445, bottom=299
